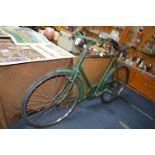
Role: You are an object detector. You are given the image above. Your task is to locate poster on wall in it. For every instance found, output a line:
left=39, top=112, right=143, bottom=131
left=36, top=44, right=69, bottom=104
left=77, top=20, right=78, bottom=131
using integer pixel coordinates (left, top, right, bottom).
left=0, top=26, right=74, bottom=65
left=0, top=43, right=74, bottom=66
left=0, top=26, right=51, bottom=45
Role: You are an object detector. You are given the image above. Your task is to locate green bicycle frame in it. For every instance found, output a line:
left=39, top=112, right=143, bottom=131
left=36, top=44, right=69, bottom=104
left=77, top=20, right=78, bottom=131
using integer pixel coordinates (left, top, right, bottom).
left=70, top=48, right=119, bottom=100
left=56, top=30, right=121, bottom=101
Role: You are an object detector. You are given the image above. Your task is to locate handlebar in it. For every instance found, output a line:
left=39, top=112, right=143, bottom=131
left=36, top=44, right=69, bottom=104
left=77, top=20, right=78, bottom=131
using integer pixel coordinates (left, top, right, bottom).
left=73, top=30, right=134, bottom=55
left=74, top=30, right=97, bottom=44
left=118, top=44, right=136, bottom=54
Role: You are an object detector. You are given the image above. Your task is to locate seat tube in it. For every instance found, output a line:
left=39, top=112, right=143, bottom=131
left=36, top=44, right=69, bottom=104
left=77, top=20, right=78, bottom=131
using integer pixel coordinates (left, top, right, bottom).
left=74, top=50, right=87, bottom=69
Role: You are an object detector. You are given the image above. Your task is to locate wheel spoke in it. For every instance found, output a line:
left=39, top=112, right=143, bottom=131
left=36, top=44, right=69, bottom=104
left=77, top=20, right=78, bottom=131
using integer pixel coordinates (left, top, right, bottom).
left=26, top=102, right=51, bottom=114
left=29, top=98, right=50, bottom=103
left=21, top=72, right=80, bottom=127
left=29, top=106, right=52, bottom=122
left=33, top=89, right=49, bottom=99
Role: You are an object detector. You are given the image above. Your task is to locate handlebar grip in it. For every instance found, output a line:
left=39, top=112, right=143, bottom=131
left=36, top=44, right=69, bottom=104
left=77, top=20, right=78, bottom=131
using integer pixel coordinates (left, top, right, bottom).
left=74, top=30, right=97, bottom=43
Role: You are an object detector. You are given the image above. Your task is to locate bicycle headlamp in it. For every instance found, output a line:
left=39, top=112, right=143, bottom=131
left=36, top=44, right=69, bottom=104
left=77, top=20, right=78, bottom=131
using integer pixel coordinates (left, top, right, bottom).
left=75, top=37, right=85, bottom=48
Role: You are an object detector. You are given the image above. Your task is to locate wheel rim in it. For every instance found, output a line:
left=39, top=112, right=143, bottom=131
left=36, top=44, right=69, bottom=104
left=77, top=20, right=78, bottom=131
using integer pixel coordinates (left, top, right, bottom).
left=102, top=66, right=128, bottom=102
left=23, top=73, right=80, bottom=127
left=111, top=67, right=128, bottom=95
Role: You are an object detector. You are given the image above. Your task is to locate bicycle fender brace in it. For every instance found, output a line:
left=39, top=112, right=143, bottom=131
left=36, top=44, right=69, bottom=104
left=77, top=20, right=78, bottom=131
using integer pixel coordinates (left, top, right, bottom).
left=56, top=68, right=84, bottom=102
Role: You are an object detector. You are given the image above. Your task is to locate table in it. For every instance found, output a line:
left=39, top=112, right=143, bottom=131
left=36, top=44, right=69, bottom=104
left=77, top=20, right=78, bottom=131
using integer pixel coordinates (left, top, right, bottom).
left=0, top=59, right=72, bottom=128
left=0, top=56, right=110, bottom=128
left=0, top=36, right=110, bottom=128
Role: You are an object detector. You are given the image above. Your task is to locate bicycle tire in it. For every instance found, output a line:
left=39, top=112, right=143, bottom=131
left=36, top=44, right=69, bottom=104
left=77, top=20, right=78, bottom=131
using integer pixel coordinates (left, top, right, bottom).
left=101, top=65, right=129, bottom=103
left=21, top=71, right=81, bottom=128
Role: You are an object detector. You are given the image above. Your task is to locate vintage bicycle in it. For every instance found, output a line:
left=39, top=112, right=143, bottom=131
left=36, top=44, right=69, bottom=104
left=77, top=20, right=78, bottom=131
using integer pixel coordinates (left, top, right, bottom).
left=20, top=31, right=130, bottom=128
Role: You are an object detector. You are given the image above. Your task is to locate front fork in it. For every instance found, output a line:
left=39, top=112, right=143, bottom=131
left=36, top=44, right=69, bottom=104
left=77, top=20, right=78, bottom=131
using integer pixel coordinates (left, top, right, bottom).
left=55, top=51, right=87, bottom=102
left=53, top=71, right=79, bottom=105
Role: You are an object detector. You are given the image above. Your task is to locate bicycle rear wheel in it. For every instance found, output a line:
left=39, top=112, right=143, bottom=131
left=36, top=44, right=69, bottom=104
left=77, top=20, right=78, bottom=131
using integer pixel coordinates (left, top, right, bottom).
left=21, top=71, right=81, bottom=128
left=101, top=65, right=129, bottom=103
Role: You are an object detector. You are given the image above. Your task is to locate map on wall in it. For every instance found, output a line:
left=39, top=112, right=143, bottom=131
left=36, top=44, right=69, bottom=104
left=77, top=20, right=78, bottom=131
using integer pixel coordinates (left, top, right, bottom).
left=0, top=43, right=74, bottom=66
left=31, top=43, right=75, bottom=58
left=0, top=26, right=51, bottom=45
left=0, top=43, right=46, bottom=65
left=0, top=29, right=9, bottom=37
left=0, top=27, right=74, bottom=65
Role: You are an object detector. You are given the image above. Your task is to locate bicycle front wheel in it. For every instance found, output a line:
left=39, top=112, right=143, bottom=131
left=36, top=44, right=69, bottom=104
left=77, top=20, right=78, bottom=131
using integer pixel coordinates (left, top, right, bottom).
left=101, top=65, right=129, bottom=103
left=21, top=71, right=81, bottom=128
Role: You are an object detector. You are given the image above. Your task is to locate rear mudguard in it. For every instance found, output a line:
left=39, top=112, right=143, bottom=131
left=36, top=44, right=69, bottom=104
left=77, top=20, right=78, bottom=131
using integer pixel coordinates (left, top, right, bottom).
left=56, top=68, right=84, bottom=101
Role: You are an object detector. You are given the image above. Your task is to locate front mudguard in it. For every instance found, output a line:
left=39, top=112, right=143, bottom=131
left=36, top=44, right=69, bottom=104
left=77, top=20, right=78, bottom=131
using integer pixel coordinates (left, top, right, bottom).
left=56, top=68, right=84, bottom=101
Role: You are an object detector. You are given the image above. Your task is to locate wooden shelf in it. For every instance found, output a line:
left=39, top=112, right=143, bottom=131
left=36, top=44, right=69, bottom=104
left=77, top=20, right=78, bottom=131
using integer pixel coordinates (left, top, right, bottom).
left=80, top=26, right=155, bottom=102
left=126, top=48, right=155, bottom=75
left=119, top=60, right=155, bottom=78
left=81, top=26, right=123, bottom=41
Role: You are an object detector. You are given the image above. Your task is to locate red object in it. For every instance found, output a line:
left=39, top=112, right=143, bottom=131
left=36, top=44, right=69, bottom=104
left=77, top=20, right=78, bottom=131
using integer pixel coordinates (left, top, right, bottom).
left=136, top=31, right=143, bottom=38
left=135, top=28, right=143, bottom=38
left=43, top=27, right=55, bottom=41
